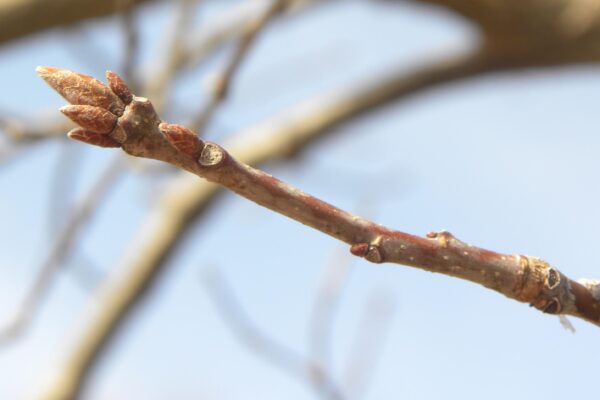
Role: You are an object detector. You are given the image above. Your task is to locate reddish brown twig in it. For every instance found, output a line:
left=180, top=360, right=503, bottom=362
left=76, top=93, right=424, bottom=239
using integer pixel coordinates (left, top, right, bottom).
left=37, top=66, right=600, bottom=329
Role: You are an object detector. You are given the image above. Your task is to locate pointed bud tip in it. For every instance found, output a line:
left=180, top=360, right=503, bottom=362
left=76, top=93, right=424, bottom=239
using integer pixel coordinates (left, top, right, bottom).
left=36, top=66, right=61, bottom=78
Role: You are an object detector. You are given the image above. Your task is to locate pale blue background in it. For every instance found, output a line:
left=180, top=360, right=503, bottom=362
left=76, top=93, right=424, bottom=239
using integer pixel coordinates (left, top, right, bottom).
left=1, top=1, right=599, bottom=399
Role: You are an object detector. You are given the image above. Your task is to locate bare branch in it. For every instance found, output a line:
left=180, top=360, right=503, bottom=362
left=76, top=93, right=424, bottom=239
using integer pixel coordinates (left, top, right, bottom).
left=0, top=117, right=72, bottom=165
left=146, top=0, right=320, bottom=107
left=202, top=267, right=343, bottom=399
left=143, top=0, right=200, bottom=111
left=33, top=51, right=501, bottom=399
left=190, top=0, right=287, bottom=133
left=0, top=155, right=124, bottom=347
left=342, top=290, right=395, bottom=400
left=39, top=66, right=600, bottom=328
left=0, top=0, right=154, bottom=46
left=117, top=0, right=141, bottom=91
left=308, top=246, right=353, bottom=371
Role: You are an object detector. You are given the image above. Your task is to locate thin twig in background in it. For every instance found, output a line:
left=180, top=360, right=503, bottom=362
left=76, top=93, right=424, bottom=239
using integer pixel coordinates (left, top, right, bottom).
left=144, top=0, right=200, bottom=112
left=0, top=117, right=72, bottom=145
left=342, top=290, right=395, bottom=400
left=147, top=0, right=320, bottom=112
left=0, top=155, right=125, bottom=347
left=181, top=0, right=322, bottom=69
left=0, top=117, right=73, bottom=165
left=202, top=267, right=344, bottom=399
left=47, top=143, right=84, bottom=236
left=190, top=0, right=287, bottom=133
left=34, top=50, right=500, bottom=400
left=117, top=0, right=141, bottom=92
left=308, top=246, right=354, bottom=372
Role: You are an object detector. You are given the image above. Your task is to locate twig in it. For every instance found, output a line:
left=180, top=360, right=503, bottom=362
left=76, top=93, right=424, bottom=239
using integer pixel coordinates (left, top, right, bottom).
left=0, top=117, right=72, bottom=145
left=38, top=66, right=600, bottom=327
left=144, top=0, right=200, bottom=112
left=202, top=267, right=344, bottom=399
left=117, top=0, right=141, bottom=92
left=0, top=117, right=72, bottom=166
left=146, top=0, right=319, bottom=109
left=342, top=290, right=395, bottom=400
left=33, top=51, right=504, bottom=400
left=308, top=246, right=353, bottom=371
left=0, top=155, right=124, bottom=347
left=190, top=0, right=287, bottom=133
left=181, top=0, right=320, bottom=69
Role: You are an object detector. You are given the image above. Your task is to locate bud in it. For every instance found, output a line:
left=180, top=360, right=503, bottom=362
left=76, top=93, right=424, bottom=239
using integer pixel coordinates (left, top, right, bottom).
left=60, top=105, right=117, bottom=134
left=159, top=122, right=204, bottom=158
left=67, top=128, right=121, bottom=148
left=106, top=71, right=133, bottom=105
left=36, top=66, right=125, bottom=116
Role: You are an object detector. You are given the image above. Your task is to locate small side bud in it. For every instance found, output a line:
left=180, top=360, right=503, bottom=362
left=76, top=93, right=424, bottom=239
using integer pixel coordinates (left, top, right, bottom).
left=350, top=243, right=370, bottom=257
left=60, top=105, right=117, bottom=134
left=36, top=66, right=125, bottom=116
left=67, top=128, right=121, bottom=148
left=106, top=71, right=133, bottom=105
left=159, top=122, right=204, bottom=158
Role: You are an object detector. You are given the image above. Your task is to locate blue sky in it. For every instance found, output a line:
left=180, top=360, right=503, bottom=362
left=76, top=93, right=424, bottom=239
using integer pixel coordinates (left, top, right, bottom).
left=1, top=1, right=599, bottom=399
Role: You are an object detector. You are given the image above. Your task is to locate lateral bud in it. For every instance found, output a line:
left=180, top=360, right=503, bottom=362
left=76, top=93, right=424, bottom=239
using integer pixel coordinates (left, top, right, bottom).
left=60, top=105, right=117, bottom=134
left=67, top=128, right=121, bottom=148
left=159, top=122, right=204, bottom=158
left=106, top=71, right=133, bottom=105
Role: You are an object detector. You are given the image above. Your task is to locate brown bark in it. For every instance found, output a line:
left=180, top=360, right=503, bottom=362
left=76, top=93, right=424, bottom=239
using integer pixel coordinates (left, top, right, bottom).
left=0, top=0, right=154, bottom=46
left=412, top=0, right=600, bottom=64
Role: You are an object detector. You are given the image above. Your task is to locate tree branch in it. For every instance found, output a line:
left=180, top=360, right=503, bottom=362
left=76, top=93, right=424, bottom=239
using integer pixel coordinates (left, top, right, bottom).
left=190, top=0, right=287, bottom=132
left=203, top=267, right=344, bottom=400
left=39, top=67, right=600, bottom=329
left=0, top=155, right=124, bottom=347
left=32, top=52, right=508, bottom=400
left=0, top=0, right=154, bottom=46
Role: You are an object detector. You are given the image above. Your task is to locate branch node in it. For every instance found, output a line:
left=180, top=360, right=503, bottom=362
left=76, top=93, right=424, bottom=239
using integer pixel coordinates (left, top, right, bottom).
left=517, top=256, right=571, bottom=315
left=425, top=230, right=455, bottom=248
left=350, top=237, right=383, bottom=264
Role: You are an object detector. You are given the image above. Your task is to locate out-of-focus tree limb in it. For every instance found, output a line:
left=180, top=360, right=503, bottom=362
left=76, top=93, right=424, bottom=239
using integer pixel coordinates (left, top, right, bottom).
left=190, top=0, right=287, bottom=132
left=0, top=0, right=155, bottom=46
left=0, top=155, right=124, bottom=347
left=408, top=0, right=600, bottom=64
left=146, top=0, right=321, bottom=108
left=203, top=267, right=344, bottom=399
left=37, top=49, right=496, bottom=400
